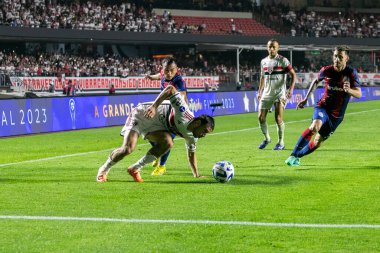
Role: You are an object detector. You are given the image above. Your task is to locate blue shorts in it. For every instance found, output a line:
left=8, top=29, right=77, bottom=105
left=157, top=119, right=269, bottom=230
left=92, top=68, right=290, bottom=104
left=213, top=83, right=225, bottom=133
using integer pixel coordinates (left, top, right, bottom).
left=312, top=107, right=343, bottom=140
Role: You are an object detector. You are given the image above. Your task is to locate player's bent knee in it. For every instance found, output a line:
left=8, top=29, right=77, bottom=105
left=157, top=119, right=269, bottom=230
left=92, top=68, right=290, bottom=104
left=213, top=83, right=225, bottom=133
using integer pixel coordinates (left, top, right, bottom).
left=314, top=140, right=323, bottom=148
left=163, top=139, right=174, bottom=150
left=120, top=145, right=134, bottom=155
left=309, top=125, right=319, bottom=133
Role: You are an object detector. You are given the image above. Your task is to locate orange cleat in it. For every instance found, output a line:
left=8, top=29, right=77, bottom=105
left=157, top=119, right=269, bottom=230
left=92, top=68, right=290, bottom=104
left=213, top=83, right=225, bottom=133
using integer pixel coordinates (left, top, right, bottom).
left=96, top=165, right=108, bottom=182
left=128, top=167, right=144, bottom=183
left=96, top=174, right=107, bottom=182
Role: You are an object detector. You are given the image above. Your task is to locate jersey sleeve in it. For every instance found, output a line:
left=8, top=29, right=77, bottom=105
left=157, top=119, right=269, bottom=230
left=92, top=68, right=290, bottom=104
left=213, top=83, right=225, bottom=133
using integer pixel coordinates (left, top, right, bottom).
left=317, top=67, right=326, bottom=82
left=169, top=92, right=188, bottom=112
left=169, top=92, right=197, bottom=151
left=350, top=68, right=361, bottom=88
left=283, top=57, right=293, bottom=72
left=185, top=139, right=197, bottom=152
left=159, top=69, right=165, bottom=90
left=173, top=75, right=187, bottom=92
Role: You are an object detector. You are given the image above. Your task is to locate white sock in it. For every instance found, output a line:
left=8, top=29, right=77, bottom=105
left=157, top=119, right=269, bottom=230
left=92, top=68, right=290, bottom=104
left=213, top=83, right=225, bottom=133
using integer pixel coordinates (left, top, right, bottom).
left=277, top=122, right=285, bottom=146
left=260, top=122, right=270, bottom=141
left=99, top=157, right=116, bottom=174
left=132, top=153, right=158, bottom=171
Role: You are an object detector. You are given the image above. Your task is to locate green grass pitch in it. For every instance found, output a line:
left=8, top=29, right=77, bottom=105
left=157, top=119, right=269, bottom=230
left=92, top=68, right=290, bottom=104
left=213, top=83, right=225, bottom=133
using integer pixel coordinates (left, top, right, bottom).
left=1, top=100, right=379, bottom=252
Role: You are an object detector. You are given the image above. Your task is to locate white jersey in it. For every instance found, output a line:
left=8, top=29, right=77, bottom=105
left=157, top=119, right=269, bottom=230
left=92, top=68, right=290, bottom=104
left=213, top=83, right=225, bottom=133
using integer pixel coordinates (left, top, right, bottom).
left=167, top=92, right=197, bottom=152
left=121, top=92, right=197, bottom=152
left=260, top=54, right=292, bottom=100
left=121, top=102, right=170, bottom=139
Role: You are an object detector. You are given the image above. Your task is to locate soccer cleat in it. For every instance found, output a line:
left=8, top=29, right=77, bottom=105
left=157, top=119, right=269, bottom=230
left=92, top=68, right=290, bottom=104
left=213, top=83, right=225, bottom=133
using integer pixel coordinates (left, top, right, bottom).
left=96, top=165, right=108, bottom=182
left=96, top=174, right=107, bottom=182
left=285, top=156, right=301, bottom=166
left=151, top=165, right=166, bottom=176
left=152, top=158, right=159, bottom=168
left=128, top=167, right=144, bottom=183
left=258, top=140, right=271, bottom=149
left=273, top=143, right=285, bottom=150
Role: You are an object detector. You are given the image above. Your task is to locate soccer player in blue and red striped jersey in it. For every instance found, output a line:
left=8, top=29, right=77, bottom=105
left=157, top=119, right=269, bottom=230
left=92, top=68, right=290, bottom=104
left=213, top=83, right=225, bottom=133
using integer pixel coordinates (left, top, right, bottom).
left=145, top=57, right=188, bottom=175
left=285, top=45, right=362, bottom=166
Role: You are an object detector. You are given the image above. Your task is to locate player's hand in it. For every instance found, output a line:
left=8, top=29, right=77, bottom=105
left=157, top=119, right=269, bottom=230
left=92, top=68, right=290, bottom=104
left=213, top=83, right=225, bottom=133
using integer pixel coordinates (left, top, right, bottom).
left=343, top=81, right=350, bottom=93
left=144, top=105, right=156, bottom=118
left=286, top=89, right=293, bottom=100
left=145, top=74, right=152, bottom=80
left=257, top=93, right=262, bottom=101
left=296, top=99, right=307, bottom=110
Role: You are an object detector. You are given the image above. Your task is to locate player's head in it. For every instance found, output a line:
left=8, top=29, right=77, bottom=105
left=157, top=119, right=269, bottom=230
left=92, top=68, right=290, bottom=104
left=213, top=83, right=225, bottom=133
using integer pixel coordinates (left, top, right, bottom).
left=333, top=45, right=350, bottom=72
left=192, top=114, right=215, bottom=138
left=267, top=39, right=279, bottom=58
left=163, top=57, right=178, bottom=80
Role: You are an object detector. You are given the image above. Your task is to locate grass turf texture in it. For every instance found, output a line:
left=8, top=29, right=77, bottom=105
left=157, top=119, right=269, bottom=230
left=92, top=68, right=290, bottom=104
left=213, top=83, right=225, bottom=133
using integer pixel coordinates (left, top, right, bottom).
left=1, top=100, right=379, bottom=252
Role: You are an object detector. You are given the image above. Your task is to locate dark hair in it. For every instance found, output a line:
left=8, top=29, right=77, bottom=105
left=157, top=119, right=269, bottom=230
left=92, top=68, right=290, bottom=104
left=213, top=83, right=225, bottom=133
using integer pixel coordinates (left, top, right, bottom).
left=198, top=114, right=215, bottom=131
left=334, top=45, right=350, bottom=55
left=268, top=38, right=279, bottom=45
left=165, top=57, right=177, bottom=66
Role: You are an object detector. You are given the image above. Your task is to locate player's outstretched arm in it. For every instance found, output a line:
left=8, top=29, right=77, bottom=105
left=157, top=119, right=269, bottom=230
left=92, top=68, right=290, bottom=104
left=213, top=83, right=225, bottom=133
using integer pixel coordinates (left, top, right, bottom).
left=187, top=150, right=200, bottom=178
left=297, top=78, right=319, bottom=109
left=257, top=74, right=265, bottom=101
left=145, top=73, right=161, bottom=80
left=144, top=85, right=178, bottom=118
left=287, top=68, right=297, bottom=100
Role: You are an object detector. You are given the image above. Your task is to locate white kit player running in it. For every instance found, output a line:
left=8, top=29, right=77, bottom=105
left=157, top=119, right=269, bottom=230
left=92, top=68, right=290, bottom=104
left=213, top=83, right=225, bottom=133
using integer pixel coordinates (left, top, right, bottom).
left=257, top=39, right=297, bottom=150
left=96, top=85, right=215, bottom=183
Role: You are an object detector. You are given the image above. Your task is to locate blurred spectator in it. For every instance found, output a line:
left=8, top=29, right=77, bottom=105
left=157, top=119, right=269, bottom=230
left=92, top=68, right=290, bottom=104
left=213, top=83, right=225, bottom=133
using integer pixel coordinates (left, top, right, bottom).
left=109, top=84, right=116, bottom=94
left=67, top=80, right=73, bottom=96
left=48, top=81, right=55, bottom=93
left=253, top=3, right=380, bottom=38
left=0, top=0, right=268, bottom=36
left=62, top=82, right=67, bottom=95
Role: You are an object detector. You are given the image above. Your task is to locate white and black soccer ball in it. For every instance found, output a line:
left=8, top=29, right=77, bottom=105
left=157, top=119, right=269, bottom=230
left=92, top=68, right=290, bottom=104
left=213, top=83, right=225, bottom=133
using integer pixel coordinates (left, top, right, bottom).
left=212, top=161, right=234, bottom=183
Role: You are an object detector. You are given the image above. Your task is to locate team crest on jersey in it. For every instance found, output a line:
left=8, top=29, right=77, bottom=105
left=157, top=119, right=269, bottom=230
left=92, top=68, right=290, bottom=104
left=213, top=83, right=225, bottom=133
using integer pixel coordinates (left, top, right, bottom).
left=179, top=106, right=186, bottom=112
left=267, top=66, right=274, bottom=74
left=318, top=112, right=324, bottom=118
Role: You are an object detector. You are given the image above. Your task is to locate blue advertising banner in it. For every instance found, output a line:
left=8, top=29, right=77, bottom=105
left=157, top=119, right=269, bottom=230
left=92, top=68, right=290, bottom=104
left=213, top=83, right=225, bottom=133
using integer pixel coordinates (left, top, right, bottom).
left=1, top=86, right=379, bottom=137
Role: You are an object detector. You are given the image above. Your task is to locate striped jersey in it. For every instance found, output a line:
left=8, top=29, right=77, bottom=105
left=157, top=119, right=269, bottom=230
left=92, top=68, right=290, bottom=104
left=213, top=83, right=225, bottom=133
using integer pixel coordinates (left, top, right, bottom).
left=260, top=54, right=293, bottom=99
left=316, top=65, right=360, bottom=119
left=167, top=92, right=197, bottom=151
left=160, top=69, right=187, bottom=92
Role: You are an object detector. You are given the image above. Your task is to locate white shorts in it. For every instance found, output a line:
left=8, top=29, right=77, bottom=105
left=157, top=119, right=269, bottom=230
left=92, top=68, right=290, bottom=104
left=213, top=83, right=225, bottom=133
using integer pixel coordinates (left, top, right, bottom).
left=120, top=104, right=169, bottom=139
left=259, top=95, right=287, bottom=110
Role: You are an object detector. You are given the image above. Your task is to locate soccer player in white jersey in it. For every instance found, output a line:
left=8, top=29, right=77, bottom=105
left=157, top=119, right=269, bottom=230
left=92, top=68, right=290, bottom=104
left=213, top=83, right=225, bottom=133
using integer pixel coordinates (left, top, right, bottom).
left=257, top=39, right=297, bottom=150
left=96, top=85, right=215, bottom=183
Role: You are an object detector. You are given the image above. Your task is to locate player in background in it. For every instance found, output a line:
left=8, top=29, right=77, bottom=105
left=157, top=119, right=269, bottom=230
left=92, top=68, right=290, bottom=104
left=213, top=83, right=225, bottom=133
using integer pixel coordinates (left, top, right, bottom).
left=96, top=85, right=214, bottom=183
left=285, top=45, right=362, bottom=166
left=145, top=57, right=188, bottom=176
left=257, top=39, right=297, bottom=150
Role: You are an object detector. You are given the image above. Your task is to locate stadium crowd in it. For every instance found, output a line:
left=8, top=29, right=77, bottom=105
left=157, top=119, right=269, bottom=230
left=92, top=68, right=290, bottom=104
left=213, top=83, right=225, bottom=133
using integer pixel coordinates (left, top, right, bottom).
left=254, top=2, right=380, bottom=38
left=0, top=0, right=167, bottom=32
left=0, top=0, right=251, bottom=35
left=1, top=0, right=379, bottom=38
left=0, top=49, right=239, bottom=77
left=0, top=47, right=378, bottom=80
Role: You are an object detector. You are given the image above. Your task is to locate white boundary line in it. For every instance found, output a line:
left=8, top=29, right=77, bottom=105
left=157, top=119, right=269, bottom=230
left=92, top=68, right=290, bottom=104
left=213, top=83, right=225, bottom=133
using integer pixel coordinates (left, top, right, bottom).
left=0, top=215, right=379, bottom=229
left=1, top=108, right=379, bottom=168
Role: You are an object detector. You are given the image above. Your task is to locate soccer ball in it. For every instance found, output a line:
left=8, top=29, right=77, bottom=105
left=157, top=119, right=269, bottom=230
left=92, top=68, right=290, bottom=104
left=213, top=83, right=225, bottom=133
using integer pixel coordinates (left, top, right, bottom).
left=212, top=161, right=234, bottom=183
